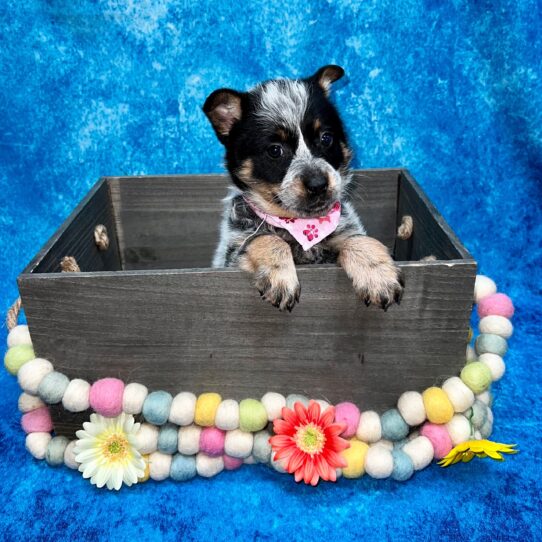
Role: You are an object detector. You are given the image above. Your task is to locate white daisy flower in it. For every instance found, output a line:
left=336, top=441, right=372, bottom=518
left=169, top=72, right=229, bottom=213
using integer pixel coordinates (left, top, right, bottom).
left=74, top=412, right=146, bottom=490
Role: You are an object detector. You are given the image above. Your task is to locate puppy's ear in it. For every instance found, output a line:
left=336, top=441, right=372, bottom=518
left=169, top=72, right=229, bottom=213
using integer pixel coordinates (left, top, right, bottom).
left=311, top=65, right=345, bottom=95
left=203, top=89, right=243, bottom=143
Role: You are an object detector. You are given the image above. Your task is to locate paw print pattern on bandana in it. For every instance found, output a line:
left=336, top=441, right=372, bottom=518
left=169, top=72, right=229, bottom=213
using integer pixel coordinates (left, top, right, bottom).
left=280, top=217, right=297, bottom=224
left=303, top=224, right=319, bottom=241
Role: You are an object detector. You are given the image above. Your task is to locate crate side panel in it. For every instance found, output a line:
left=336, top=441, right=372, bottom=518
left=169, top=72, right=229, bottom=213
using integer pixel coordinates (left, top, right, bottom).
left=32, top=182, right=122, bottom=273
left=20, top=263, right=475, bottom=437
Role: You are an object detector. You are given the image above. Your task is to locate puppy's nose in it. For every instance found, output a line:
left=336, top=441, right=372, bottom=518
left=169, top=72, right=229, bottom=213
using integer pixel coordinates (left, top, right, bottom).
left=302, top=171, right=328, bottom=195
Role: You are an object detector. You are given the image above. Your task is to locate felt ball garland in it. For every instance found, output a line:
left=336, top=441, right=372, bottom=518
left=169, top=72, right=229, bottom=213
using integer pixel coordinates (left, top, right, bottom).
left=3, top=275, right=515, bottom=487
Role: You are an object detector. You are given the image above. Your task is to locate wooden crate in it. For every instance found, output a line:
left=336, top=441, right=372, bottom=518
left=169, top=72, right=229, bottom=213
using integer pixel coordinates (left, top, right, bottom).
left=18, top=169, right=476, bottom=436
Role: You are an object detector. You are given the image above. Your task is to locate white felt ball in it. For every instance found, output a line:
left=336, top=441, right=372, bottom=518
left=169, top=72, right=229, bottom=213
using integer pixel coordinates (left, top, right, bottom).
left=479, top=315, right=513, bottom=339
left=215, top=399, right=240, bottom=430
left=375, top=439, right=394, bottom=451
left=271, top=455, right=288, bottom=473
left=26, top=432, right=52, bottom=460
left=17, top=358, right=53, bottom=395
left=224, top=429, right=254, bottom=459
left=62, top=379, right=90, bottom=412
left=446, top=414, right=471, bottom=446
left=122, top=383, right=148, bottom=415
left=8, top=325, right=32, bottom=348
left=466, top=345, right=477, bottom=362
left=243, top=455, right=257, bottom=465
left=135, top=423, right=159, bottom=454
left=252, top=430, right=272, bottom=464
left=364, top=445, right=393, bottom=479
left=442, top=376, right=475, bottom=412
left=315, top=399, right=330, bottom=412
left=480, top=409, right=494, bottom=438
left=168, top=391, right=196, bottom=426
left=356, top=410, right=381, bottom=443
left=261, top=392, right=286, bottom=421
left=397, top=391, right=426, bottom=426
left=149, top=451, right=172, bottom=481
left=474, top=430, right=482, bottom=440
left=403, top=436, right=434, bottom=470
left=178, top=424, right=201, bottom=455
left=63, top=441, right=79, bottom=470
left=18, top=392, right=45, bottom=413
left=474, top=275, right=497, bottom=303
left=476, top=390, right=493, bottom=406
left=479, top=353, right=506, bottom=381
left=196, top=453, right=224, bottom=477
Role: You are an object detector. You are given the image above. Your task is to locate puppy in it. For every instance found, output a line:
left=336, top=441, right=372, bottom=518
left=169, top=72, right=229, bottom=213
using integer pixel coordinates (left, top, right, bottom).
left=203, top=65, right=403, bottom=311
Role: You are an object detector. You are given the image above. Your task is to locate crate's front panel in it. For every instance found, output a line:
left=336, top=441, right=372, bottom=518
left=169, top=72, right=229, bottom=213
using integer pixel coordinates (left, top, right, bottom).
left=20, top=263, right=475, bottom=437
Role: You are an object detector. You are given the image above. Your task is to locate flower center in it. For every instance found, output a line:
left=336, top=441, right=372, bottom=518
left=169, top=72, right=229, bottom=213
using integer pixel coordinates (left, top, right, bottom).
left=101, top=434, right=129, bottom=462
left=294, top=423, right=326, bottom=455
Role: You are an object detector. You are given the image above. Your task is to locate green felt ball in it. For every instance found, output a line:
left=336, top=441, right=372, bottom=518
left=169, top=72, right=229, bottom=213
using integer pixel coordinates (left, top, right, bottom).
left=239, top=399, right=268, bottom=432
left=460, top=362, right=492, bottom=394
left=475, top=333, right=508, bottom=357
left=4, top=345, right=35, bottom=375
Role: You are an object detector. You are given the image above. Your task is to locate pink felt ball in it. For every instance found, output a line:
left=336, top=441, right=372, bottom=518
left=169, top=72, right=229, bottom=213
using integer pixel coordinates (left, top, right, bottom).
left=199, top=427, right=226, bottom=457
left=89, top=378, right=125, bottom=417
left=420, top=423, right=453, bottom=459
left=21, top=406, right=53, bottom=434
left=334, top=402, right=361, bottom=438
left=477, top=293, right=515, bottom=319
left=223, top=454, right=244, bottom=470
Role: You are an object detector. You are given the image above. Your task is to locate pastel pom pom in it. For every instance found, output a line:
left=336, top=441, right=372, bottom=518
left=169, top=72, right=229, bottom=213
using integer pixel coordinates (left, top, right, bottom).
left=142, top=390, right=172, bottom=425
left=122, top=383, right=148, bottom=416
left=461, top=362, right=492, bottom=394
left=135, top=423, right=159, bottom=454
left=479, top=353, right=506, bottom=381
left=194, top=393, right=221, bottom=427
left=422, top=387, right=454, bottom=424
left=223, top=454, right=244, bottom=470
left=420, top=423, right=453, bottom=459
left=215, top=399, right=240, bottom=431
left=402, top=436, right=434, bottom=470
left=479, top=315, right=513, bottom=339
left=178, top=425, right=202, bottom=455
left=196, top=453, right=224, bottom=478
left=286, top=394, right=309, bottom=409
left=252, top=430, right=272, bottom=463
left=397, top=391, right=426, bottom=426
left=239, top=398, right=268, bottom=432
left=446, top=414, right=472, bottom=446
left=224, top=429, right=253, bottom=459
left=170, top=454, right=197, bottom=481
left=364, top=444, right=394, bottom=479
left=199, top=427, right=226, bottom=457
left=261, top=392, right=286, bottom=421
left=63, top=440, right=79, bottom=470
left=473, top=275, right=497, bottom=302
left=62, top=379, right=90, bottom=412
left=157, top=424, right=179, bottom=454
left=25, top=432, right=52, bottom=460
left=45, top=436, right=69, bottom=467
left=21, top=406, right=53, bottom=433
left=441, top=377, right=475, bottom=412
left=334, top=402, right=361, bottom=438
left=149, top=451, right=172, bottom=481
left=18, top=392, right=45, bottom=413
left=475, top=333, right=508, bottom=357
left=89, top=378, right=125, bottom=417
left=4, top=344, right=35, bottom=375
left=18, top=358, right=53, bottom=395
left=342, top=439, right=369, bottom=478
left=356, top=410, right=382, bottom=443
left=391, top=449, right=414, bottom=482
left=381, top=409, right=409, bottom=441
left=477, top=293, right=514, bottom=319
left=7, top=325, right=32, bottom=348
left=38, top=371, right=70, bottom=404
left=168, top=392, right=196, bottom=426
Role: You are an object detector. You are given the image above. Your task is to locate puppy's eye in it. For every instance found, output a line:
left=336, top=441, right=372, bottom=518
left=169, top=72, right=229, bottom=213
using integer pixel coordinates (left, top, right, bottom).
left=320, top=132, right=333, bottom=147
left=267, top=144, right=283, bottom=159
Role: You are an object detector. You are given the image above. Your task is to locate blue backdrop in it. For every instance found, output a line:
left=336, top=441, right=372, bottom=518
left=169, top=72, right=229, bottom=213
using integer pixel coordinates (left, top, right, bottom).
left=1, top=1, right=540, bottom=540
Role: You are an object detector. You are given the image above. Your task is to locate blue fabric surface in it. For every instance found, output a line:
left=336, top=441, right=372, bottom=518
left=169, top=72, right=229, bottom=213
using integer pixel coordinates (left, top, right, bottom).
left=1, top=1, right=541, bottom=540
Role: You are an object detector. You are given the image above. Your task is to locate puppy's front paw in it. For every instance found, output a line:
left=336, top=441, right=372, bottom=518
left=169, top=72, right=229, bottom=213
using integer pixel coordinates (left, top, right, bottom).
left=353, top=262, right=404, bottom=310
left=255, top=266, right=301, bottom=312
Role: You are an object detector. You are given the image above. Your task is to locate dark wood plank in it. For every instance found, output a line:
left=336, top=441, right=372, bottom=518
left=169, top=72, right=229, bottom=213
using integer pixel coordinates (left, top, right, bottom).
left=395, top=170, right=473, bottom=261
left=108, top=169, right=400, bottom=271
left=25, top=180, right=122, bottom=274
left=19, top=262, right=476, bottom=437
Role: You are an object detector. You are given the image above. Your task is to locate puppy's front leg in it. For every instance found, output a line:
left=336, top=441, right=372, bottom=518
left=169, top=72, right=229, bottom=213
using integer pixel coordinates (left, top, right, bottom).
left=335, top=235, right=404, bottom=309
left=239, top=235, right=300, bottom=312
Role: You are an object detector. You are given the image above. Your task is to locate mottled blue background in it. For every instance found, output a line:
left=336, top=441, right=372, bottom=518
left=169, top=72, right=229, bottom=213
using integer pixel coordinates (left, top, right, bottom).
left=0, top=1, right=541, bottom=541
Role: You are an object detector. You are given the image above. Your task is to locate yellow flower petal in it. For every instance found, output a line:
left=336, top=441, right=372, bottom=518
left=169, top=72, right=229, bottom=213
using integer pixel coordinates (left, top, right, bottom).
left=439, top=439, right=518, bottom=468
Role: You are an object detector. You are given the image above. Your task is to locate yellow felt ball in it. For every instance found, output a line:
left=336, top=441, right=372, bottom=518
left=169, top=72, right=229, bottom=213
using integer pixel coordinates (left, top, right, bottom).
left=138, top=455, right=151, bottom=482
left=342, top=439, right=369, bottom=479
left=194, top=392, right=222, bottom=427
left=422, top=387, right=454, bottom=424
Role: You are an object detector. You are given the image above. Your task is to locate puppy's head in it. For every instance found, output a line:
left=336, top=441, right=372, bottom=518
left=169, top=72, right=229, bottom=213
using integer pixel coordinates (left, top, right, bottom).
left=203, top=65, right=353, bottom=217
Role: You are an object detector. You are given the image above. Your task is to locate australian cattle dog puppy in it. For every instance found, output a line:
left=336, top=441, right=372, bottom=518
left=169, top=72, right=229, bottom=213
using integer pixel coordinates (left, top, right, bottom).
left=203, top=65, right=404, bottom=311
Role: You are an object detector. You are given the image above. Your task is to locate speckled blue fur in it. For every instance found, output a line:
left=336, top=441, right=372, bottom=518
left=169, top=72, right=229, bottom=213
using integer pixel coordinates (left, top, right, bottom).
left=0, top=1, right=540, bottom=541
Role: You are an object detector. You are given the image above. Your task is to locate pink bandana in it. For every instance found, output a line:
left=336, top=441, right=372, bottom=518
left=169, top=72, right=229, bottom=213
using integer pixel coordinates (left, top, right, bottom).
left=246, top=199, right=342, bottom=251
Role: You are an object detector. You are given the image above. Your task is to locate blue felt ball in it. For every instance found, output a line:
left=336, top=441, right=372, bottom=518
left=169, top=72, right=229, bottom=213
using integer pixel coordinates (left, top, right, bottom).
left=381, top=409, right=409, bottom=441
left=38, top=371, right=70, bottom=404
left=391, top=449, right=414, bottom=481
left=170, top=454, right=197, bottom=481
left=157, top=423, right=179, bottom=454
left=286, top=394, right=309, bottom=409
left=142, top=390, right=173, bottom=426
left=475, top=333, right=508, bottom=357
left=45, top=436, right=69, bottom=467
